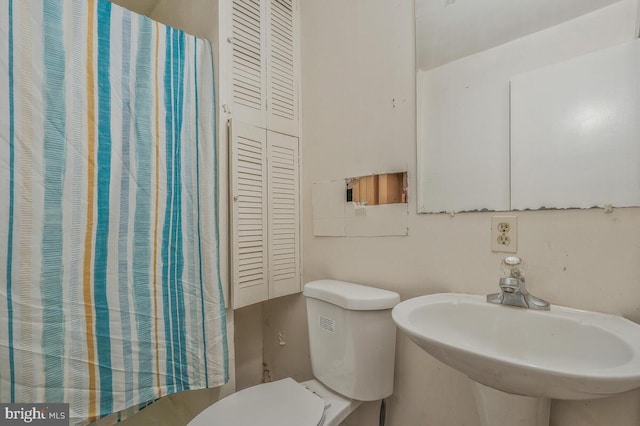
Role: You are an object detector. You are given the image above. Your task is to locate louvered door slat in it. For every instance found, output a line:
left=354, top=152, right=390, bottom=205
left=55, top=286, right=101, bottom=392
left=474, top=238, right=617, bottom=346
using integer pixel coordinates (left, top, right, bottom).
left=271, top=28, right=293, bottom=47
left=267, top=131, right=300, bottom=298
left=232, top=16, right=260, bottom=39
left=271, top=60, right=294, bottom=79
left=270, top=38, right=293, bottom=58
left=270, top=83, right=294, bottom=99
left=233, top=45, right=262, bottom=67
left=270, top=26, right=293, bottom=42
left=234, top=0, right=261, bottom=22
left=234, top=67, right=263, bottom=87
left=231, top=121, right=269, bottom=308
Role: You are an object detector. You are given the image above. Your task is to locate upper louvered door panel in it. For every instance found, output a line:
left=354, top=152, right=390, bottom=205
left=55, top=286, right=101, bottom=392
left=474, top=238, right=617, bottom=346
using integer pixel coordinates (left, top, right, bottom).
left=267, top=131, right=300, bottom=298
left=266, top=0, right=299, bottom=136
left=232, top=0, right=268, bottom=127
left=230, top=120, right=269, bottom=308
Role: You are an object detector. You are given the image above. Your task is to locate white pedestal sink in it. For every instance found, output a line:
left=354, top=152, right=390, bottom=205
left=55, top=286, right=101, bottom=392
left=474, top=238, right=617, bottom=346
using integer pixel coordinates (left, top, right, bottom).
left=392, top=293, right=640, bottom=426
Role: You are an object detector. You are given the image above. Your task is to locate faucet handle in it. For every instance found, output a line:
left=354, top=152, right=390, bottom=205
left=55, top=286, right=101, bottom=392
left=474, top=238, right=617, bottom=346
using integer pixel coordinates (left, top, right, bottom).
left=503, top=256, right=522, bottom=266
left=501, top=256, right=525, bottom=280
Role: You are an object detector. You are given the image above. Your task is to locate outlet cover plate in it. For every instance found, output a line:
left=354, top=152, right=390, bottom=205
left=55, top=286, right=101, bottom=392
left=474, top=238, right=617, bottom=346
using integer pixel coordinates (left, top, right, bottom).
left=491, top=216, right=517, bottom=253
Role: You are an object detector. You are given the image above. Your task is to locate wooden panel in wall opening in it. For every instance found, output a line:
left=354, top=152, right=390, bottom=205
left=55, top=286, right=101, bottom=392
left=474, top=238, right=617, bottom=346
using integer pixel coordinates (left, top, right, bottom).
left=378, top=173, right=405, bottom=204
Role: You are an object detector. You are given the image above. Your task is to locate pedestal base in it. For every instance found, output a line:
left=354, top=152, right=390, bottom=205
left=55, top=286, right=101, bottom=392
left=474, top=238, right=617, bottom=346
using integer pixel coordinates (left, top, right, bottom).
left=472, top=382, right=551, bottom=426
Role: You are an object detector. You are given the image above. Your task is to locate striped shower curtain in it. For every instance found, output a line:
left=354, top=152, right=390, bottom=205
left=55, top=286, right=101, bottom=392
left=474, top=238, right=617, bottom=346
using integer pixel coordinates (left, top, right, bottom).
left=0, top=0, right=229, bottom=424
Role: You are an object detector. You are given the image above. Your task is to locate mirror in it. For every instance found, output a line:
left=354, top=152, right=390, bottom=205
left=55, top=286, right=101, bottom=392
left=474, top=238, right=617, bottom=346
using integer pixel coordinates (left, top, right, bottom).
left=416, top=0, right=640, bottom=213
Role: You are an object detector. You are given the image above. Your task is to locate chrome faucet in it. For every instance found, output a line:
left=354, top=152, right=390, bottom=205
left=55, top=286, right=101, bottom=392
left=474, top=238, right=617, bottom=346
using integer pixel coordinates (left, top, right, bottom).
left=486, top=256, right=550, bottom=310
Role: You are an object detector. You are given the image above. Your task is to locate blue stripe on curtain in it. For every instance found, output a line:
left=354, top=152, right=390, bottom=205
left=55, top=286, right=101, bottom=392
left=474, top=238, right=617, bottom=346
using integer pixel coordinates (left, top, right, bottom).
left=42, top=0, right=66, bottom=403
left=174, top=29, right=189, bottom=390
left=161, top=26, right=175, bottom=395
left=182, top=37, right=202, bottom=387
left=162, top=26, right=190, bottom=394
left=95, top=0, right=114, bottom=415
left=6, top=0, right=16, bottom=403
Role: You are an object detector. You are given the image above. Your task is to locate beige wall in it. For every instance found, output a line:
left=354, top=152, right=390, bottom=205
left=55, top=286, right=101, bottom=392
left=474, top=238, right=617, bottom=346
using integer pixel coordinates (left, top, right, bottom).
left=260, top=0, right=640, bottom=425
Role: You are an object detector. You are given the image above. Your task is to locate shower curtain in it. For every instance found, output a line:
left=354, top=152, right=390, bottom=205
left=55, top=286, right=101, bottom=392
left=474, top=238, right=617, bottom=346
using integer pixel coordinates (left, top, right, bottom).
left=0, top=0, right=229, bottom=424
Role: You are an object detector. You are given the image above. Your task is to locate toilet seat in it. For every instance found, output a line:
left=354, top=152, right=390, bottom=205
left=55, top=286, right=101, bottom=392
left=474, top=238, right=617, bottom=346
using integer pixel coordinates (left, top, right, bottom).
left=187, top=378, right=325, bottom=426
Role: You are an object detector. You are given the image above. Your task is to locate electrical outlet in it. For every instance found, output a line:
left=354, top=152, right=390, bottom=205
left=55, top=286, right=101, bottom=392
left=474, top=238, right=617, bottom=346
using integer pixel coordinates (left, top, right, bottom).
left=491, top=216, right=517, bottom=253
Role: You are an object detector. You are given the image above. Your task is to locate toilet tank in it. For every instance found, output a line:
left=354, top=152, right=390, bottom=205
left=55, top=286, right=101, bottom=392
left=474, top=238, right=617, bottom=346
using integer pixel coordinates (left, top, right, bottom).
left=303, top=280, right=400, bottom=401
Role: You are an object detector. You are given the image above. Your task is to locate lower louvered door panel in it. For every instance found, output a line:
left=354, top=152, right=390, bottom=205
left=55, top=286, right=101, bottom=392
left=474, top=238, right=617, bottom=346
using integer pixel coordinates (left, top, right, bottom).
left=267, top=131, right=300, bottom=297
left=231, top=121, right=269, bottom=308
left=231, top=121, right=300, bottom=308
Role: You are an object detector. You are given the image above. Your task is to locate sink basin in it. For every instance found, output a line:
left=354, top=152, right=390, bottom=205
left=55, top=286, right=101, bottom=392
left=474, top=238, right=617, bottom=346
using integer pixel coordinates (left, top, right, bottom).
left=392, top=293, right=640, bottom=400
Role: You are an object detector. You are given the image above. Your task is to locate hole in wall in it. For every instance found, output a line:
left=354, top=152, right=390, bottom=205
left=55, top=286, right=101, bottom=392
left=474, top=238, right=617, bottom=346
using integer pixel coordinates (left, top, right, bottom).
left=346, top=172, right=408, bottom=206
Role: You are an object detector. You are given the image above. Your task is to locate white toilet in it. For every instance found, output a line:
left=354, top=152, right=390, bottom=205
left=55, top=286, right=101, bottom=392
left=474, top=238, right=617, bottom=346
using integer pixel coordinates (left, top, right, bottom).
left=188, top=279, right=400, bottom=426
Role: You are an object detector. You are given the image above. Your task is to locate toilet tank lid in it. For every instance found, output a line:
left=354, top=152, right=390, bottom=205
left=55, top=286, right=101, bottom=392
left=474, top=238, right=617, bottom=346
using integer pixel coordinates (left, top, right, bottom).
left=304, top=280, right=400, bottom=310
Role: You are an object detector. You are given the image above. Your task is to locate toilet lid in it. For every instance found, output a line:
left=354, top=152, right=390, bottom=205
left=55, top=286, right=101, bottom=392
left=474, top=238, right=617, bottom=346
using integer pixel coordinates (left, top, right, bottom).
left=187, top=378, right=325, bottom=426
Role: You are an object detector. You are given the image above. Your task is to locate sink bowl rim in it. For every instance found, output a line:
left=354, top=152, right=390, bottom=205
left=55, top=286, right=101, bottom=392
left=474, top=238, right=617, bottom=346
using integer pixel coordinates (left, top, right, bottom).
left=392, top=293, right=640, bottom=389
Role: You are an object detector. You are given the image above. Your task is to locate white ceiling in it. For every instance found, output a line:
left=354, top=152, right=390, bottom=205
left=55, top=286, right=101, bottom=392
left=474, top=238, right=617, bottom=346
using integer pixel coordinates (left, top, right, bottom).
left=111, top=0, right=632, bottom=71
left=416, top=0, right=627, bottom=70
left=109, top=0, right=159, bottom=16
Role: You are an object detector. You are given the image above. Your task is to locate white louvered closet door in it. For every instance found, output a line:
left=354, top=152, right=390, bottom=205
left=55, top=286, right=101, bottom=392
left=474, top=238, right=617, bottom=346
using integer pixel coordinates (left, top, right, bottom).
left=230, top=121, right=269, bottom=308
left=232, top=0, right=268, bottom=127
left=267, top=131, right=300, bottom=298
left=231, top=0, right=299, bottom=135
left=266, top=0, right=300, bottom=136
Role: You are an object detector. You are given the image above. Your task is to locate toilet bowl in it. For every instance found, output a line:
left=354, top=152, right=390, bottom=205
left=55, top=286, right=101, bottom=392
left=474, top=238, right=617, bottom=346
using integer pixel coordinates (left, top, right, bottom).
left=188, top=280, right=400, bottom=426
